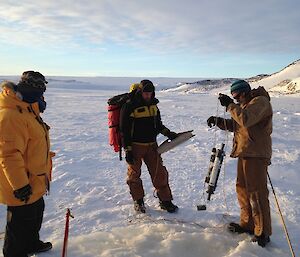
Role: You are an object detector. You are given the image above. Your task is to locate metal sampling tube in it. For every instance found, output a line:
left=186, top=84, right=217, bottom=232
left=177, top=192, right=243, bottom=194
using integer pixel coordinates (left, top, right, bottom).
left=207, top=143, right=225, bottom=200
left=205, top=148, right=217, bottom=183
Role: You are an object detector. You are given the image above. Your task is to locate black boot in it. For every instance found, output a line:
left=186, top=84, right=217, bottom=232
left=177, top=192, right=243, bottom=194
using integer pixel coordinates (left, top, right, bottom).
left=134, top=199, right=146, bottom=213
left=159, top=201, right=178, bottom=213
left=227, top=222, right=254, bottom=235
left=28, top=240, right=52, bottom=254
left=252, top=234, right=270, bottom=247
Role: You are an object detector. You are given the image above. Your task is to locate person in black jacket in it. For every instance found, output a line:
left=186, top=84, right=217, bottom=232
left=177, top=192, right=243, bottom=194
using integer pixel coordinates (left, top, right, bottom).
left=120, top=80, right=178, bottom=213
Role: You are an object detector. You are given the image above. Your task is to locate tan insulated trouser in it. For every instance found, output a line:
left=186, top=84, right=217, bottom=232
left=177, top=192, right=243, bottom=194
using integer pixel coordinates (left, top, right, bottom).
left=127, top=143, right=173, bottom=201
left=236, top=157, right=272, bottom=236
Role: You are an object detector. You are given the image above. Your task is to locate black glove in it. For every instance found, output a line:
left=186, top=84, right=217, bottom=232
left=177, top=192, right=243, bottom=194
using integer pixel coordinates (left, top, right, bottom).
left=207, top=116, right=219, bottom=128
left=14, top=184, right=32, bottom=203
left=167, top=131, right=178, bottom=140
left=218, top=94, right=233, bottom=108
left=125, top=150, right=135, bottom=165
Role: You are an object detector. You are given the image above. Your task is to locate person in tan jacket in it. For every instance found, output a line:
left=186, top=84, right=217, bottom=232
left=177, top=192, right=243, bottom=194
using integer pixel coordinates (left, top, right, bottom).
left=207, top=80, right=273, bottom=247
left=0, top=71, right=53, bottom=257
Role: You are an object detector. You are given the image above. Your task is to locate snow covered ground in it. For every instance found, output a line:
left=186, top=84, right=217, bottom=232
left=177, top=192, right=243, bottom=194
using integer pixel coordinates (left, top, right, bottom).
left=0, top=81, right=299, bottom=257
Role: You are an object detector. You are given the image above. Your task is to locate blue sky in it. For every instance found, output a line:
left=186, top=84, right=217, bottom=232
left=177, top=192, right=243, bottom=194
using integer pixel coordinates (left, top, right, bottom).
left=0, top=0, right=299, bottom=78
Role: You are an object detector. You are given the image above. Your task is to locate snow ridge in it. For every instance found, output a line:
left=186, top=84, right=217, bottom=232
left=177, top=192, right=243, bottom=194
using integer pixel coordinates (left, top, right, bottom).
left=164, top=59, right=300, bottom=95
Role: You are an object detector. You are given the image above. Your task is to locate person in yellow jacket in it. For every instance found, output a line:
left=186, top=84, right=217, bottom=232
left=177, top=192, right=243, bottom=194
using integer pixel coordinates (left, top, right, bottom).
left=0, top=71, right=53, bottom=257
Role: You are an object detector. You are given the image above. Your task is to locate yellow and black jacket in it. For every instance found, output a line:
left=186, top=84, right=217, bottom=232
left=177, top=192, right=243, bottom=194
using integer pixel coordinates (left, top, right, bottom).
left=120, top=92, right=170, bottom=150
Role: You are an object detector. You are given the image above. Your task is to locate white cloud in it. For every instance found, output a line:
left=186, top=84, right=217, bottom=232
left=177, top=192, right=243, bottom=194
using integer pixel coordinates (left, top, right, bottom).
left=0, top=0, right=299, bottom=54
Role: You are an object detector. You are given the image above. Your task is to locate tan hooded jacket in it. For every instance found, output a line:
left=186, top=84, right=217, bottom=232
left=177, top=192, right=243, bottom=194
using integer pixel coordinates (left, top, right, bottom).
left=218, top=87, right=273, bottom=159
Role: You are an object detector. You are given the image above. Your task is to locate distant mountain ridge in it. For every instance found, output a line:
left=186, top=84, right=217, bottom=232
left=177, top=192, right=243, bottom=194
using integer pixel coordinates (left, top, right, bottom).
left=164, top=59, right=300, bottom=95
left=251, top=59, right=300, bottom=93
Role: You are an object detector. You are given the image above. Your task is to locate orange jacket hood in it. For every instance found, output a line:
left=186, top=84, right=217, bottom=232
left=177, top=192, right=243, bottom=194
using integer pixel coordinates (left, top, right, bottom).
left=0, top=83, right=40, bottom=114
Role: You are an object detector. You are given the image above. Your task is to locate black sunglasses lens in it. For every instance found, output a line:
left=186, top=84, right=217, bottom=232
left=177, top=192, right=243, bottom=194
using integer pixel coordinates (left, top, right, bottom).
left=233, top=93, right=241, bottom=99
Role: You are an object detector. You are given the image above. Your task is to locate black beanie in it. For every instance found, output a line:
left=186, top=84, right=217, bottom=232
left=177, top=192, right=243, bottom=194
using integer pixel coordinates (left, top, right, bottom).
left=231, top=80, right=251, bottom=94
left=19, top=71, right=48, bottom=92
left=17, top=71, right=47, bottom=103
left=140, top=80, right=155, bottom=92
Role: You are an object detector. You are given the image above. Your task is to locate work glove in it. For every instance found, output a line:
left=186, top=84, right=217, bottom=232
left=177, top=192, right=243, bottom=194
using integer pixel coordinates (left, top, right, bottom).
left=218, top=93, right=234, bottom=108
left=125, top=150, right=135, bottom=165
left=14, top=184, right=32, bottom=203
left=207, top=116, right=219, bottom=128
left=167, top=131, right=178, bottom=140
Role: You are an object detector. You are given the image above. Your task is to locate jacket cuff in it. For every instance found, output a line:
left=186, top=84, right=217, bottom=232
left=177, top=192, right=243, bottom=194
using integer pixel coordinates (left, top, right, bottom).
left=216, top=117, right=224, bottom=126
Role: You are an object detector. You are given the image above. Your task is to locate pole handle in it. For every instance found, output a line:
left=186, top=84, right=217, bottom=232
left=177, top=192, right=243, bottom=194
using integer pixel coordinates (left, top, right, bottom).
left=62, top=209, right=74, bottom=257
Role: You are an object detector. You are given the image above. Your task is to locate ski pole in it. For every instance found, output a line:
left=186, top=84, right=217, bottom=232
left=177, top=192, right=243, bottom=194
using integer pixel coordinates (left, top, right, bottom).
left=267, top=172, right=296, bottom=257
left=62, top=208, right=74, bottom=257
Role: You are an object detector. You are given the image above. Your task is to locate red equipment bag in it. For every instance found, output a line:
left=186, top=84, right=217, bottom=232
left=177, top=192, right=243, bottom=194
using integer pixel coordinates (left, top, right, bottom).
left=108, top=104, right=122, bottom=153
left=107, top=92, right=132, bottom=160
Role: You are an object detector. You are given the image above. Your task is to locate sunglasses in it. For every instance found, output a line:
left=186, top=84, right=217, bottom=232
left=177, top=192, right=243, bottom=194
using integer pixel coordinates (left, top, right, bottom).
left=232, top=92, right=242, bottom=100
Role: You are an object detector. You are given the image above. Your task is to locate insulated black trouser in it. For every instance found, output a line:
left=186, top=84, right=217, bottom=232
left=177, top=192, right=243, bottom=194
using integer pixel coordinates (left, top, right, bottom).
left=3, top=197, right=45, bottom=257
